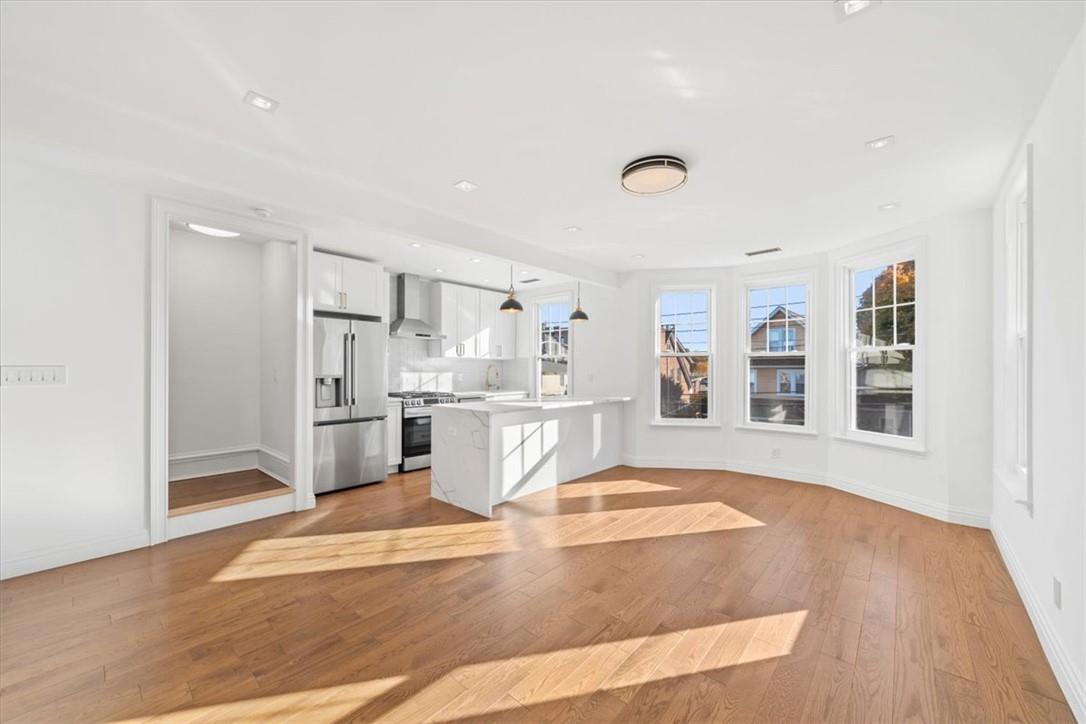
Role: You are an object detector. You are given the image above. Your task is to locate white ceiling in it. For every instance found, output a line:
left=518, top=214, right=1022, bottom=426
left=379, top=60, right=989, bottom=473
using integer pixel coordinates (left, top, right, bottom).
left=2, top=1, right=1082, bottom=276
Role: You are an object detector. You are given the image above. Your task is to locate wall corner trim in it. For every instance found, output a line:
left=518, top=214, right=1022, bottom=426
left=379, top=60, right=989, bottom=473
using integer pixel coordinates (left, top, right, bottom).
left=990, top=522, right=1085, bottom=722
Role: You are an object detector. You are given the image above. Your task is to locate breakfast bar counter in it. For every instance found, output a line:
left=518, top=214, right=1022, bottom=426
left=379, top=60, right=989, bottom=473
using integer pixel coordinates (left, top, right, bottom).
left=430, top=397, right=631, bottom=517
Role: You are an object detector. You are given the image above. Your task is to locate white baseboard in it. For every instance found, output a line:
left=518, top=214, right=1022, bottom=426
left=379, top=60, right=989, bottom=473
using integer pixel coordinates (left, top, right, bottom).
left=167, top=493, right=295, bottom=540
left=257, top=446, right=292, bottom=485
left=0, top=529, right=150, bottom=580
left=622, top=454, right=990, bottom=528
left=991, top=523, right=1085, bottom=722
left=169, top=445, right=292, bottom=483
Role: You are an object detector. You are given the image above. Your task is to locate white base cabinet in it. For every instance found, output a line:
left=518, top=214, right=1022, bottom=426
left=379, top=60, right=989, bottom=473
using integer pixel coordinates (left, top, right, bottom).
left=387, top=401, right=402, bottom=471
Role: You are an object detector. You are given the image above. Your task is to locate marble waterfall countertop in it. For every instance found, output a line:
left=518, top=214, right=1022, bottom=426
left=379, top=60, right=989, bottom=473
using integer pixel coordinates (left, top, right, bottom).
left=430, top=396, right=632, bottom=517
left=434, top=396, right=633, bottom=415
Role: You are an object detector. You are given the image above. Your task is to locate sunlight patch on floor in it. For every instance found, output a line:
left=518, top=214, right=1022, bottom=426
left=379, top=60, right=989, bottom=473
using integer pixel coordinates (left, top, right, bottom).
left=546, top=479, right=680, bottom=498
left=399, top=611, right=808, bottom=722
left=108, top=675, right=406, bottom=723
left=211, top=502, right=764, bottom=580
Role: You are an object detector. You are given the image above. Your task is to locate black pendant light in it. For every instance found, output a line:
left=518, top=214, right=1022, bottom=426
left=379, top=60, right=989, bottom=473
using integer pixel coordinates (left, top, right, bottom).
left=569, top=281, right=589, bottom=322
left=499, top=264, right=523, bottom=313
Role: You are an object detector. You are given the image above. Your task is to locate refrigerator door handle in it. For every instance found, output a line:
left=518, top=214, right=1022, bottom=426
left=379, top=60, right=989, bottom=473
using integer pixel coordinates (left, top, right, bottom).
left=343, top=332, right=352, bottom=407
left=351, top=332, right=357, bottom=406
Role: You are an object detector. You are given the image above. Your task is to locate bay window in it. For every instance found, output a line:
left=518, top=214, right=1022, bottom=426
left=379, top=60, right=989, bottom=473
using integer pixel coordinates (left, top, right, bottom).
left=845, top=255, right=921, bottom=446
left=743, top=280, right=810, bottom=429
left=655, top=287, right=714, bottom=423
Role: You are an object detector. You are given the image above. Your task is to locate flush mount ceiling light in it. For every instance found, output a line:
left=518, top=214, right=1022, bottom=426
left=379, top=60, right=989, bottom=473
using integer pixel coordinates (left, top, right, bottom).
left=621, top=155, right=688, bottom=196
left=564, top=225, right=582, bottom=233
left=453, top=180, right=478, bottom=192
left=865, top=135, right=895, bottom=151
left=499, top=265, right=524, bottom=313
left=569, top=281, right=589, bottom=322
left=433, top=267, right=445, bottom=273
left=186, top=222, right=240, bottom=238
left=834, top=0, right=879, bottom=20
left=879, top=201, right=901, bottom=211
left=243, top=90, right=279, bottom=112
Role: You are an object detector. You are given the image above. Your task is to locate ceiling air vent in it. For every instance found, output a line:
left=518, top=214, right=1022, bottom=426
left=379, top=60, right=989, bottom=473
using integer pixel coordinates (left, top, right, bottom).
left=744, top=247, right=782, bottom=257
left=520, top=278, right=542, bottom=284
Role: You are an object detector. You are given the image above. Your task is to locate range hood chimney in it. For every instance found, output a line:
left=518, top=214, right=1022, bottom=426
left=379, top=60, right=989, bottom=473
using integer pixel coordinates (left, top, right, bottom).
left=390, top=273, right=445, bottom=339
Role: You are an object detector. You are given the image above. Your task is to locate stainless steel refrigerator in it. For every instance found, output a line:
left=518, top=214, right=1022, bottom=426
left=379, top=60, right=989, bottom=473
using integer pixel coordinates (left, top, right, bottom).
left=313, top=312, right=388, bottom=493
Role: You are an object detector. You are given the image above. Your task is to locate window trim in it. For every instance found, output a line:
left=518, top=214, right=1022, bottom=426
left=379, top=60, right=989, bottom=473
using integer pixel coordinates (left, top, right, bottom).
left=736, top=270, right=817, bottom=435
left=835, top=238, right=926, bottom=453
left=533, top=292, right=573, bottom=399
left=652, top=284, right=718, bottom=426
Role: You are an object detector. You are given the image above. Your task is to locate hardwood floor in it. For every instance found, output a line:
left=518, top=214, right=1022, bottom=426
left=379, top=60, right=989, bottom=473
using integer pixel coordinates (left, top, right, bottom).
left=168, top=469, right=292, bottom=517
left=0, top=467, right=1071, bottom=723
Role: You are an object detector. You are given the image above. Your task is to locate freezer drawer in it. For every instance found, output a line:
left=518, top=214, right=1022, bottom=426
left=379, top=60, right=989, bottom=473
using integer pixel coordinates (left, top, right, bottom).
left=313, top=419, right=387, bottom=494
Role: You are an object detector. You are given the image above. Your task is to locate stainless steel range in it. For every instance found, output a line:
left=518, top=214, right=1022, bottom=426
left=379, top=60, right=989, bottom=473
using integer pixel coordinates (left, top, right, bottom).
left=389, top=391, right=457, bottom=472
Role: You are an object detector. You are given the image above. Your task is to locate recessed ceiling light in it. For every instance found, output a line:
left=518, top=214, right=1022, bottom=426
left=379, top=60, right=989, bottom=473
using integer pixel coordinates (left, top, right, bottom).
left=408, top=242, right=423, bottom=248
left=865, top=135, right=895, bottom=151
left=834, top=0, right=879, bottom=20
left=631, top=254, right=646, bottom=260
left=243, top=90, right=279, bottom=112
left=520, top=270, right=529, bottom=275
left=186, top=222, right=240, bottom=238
left=453, top=180, right=478, bottom=192
left=621, top=155, right=688, bottom=196
left=434, top=267, right=445, bottom=273
left=879, top=202, right=901, bottom=211
left=470, top=258, right=482, bottom=263
left=564, top=225, right=582, bottom=233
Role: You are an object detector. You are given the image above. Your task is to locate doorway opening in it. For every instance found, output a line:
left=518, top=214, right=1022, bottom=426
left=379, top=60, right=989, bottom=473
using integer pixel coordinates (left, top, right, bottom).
left=150, top=200, right=312, bottom=542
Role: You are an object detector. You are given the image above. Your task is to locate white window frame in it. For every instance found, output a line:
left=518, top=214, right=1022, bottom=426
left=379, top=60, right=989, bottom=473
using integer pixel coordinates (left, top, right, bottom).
left=533, top=293, right=573, bottom=398
left=997, top=147, right=1032, bottom=507
left=835, top=238, right=926, bottom=453
left=652, top=284, right=717, bottom=426
left=737, top=271, right=816, bottom=435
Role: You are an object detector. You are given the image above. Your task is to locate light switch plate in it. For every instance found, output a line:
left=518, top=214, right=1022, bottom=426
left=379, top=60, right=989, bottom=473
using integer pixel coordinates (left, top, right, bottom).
left=1, top=365, right=67, bottom=386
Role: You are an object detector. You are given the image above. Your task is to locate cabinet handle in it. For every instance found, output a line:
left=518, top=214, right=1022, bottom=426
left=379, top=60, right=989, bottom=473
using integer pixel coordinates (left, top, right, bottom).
left=344, top=292, right=348, bottom=309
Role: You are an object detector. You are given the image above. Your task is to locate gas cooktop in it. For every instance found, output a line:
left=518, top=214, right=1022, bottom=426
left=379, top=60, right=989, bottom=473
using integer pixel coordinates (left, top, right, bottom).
left=389, top=391, right=457, bottom=407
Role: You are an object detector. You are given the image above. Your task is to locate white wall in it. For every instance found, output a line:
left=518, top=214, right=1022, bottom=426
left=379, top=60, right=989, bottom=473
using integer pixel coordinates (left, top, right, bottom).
left=620, top=208, right=993, bottom=527
left=0, top=157, right=151, bottom=577
left=505, top=282, right=636, bottom=399
left=259, top=241, right=296, bottom=478
left=169, top=228, right=262, bottom=458
left=990, top=25, right=1085, bottom=720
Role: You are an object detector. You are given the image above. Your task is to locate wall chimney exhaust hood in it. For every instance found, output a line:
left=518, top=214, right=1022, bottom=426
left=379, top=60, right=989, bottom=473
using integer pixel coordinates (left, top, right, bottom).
left=390, top=273, right=445, bottom=339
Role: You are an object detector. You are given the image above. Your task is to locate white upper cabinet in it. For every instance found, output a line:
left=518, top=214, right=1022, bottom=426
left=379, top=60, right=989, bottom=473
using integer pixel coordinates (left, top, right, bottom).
left=479, top=289, right=515, bottom=359
left=312, top=251, right=385, bottom=318
left=432, top=282, right=514, bottom=359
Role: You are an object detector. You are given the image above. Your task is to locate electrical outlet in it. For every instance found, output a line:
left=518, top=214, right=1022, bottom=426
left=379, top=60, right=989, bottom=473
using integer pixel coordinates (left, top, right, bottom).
left=770, top=447, right=782, bottom=460
left=1, top=365, right=67, bottom=386
left=1053, top=577, right=1062, bottom=609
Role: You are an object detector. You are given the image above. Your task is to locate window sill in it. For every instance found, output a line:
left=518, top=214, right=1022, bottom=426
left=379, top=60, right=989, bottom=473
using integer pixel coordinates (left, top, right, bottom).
left=833, top=432, right=926, bottom=455
left=734, top=424, right=819, bottom=437
left=651, top=419, right=721, bottom=428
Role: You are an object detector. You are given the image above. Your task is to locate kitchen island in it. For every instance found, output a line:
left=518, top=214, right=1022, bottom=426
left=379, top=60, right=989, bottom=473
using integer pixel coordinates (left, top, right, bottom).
left=430, top=397, right=631, bottom=517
